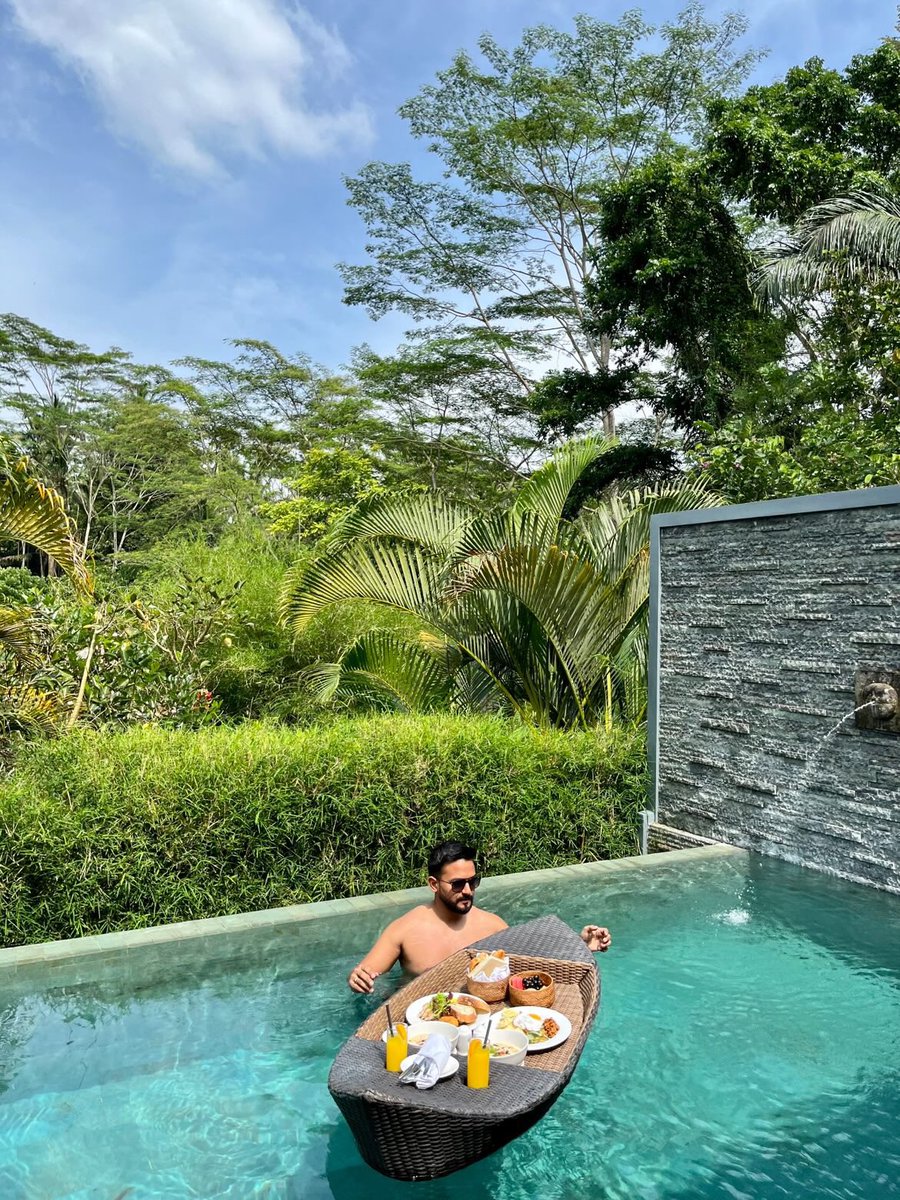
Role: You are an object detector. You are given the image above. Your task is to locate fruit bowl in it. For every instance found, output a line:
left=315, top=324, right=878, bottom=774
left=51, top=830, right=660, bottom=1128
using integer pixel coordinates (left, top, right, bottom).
left=508, top=970, right=555, bottom=1008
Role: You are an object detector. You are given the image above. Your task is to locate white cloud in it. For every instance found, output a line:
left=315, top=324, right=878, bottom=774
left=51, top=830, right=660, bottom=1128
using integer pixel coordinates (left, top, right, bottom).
left=8, top=0, right=372, bottom=175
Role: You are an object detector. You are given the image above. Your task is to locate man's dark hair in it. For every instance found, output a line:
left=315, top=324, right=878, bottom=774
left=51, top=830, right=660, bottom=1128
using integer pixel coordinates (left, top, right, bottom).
left=427, top=840, right=479, bottom=879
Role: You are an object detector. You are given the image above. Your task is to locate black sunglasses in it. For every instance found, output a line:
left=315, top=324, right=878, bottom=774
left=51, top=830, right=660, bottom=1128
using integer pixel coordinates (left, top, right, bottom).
left=444, top=874, right=481, bottom=892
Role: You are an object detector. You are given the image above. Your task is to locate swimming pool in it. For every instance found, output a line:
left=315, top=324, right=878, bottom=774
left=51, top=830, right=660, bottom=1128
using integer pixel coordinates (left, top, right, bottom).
left=1, top=849, right=899, bottom=1199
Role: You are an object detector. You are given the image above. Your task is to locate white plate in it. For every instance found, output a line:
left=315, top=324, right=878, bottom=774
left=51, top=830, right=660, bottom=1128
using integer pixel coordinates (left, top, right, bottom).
left=399, top=1053, right=459, bottom=1080
left=498, top=1006, right=572, bottom=1052
left=404, top=993, right=487, bottom=1026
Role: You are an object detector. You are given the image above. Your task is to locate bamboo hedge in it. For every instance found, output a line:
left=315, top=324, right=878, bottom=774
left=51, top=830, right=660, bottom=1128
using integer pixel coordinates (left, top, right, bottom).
left=0, top=715, right=647, bottom=947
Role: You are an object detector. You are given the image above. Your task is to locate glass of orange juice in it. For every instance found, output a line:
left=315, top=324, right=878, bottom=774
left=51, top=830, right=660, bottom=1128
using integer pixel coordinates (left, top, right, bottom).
left=386, top=1023, right=407, bottom=1071
left=466, top=1037, right=490, bottom=1089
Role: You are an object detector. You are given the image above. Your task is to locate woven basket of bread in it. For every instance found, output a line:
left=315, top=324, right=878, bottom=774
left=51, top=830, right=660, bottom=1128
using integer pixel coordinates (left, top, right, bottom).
left=508, top=970, right=555, bottom=1008
left=465, top=950, right=510, bottom=1002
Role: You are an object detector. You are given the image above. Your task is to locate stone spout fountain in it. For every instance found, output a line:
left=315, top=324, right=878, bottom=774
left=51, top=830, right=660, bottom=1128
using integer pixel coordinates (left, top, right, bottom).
left=646, top=486, right=900, bottom=893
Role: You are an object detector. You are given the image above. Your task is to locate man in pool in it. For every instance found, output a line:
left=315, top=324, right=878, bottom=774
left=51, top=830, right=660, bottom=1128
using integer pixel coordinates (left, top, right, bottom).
left=347, top=839, right=612, bottom=993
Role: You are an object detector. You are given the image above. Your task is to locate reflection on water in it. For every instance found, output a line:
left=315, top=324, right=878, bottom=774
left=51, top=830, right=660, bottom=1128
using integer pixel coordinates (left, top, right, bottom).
left=0, top=854, right=899, bottom=1199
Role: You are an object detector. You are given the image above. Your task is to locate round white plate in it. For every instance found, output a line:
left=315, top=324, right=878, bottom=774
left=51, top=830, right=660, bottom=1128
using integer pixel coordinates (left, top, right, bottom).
left=498, top=1006, right=572, bottom=1052
left=399, top=1053, right=459, bottom=1080
left=404, top=993, right=486, bottom=1026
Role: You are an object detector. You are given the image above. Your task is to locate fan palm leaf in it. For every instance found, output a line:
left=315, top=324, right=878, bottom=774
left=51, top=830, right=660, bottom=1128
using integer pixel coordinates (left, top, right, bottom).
left=510, top=434, right=615, bottom=525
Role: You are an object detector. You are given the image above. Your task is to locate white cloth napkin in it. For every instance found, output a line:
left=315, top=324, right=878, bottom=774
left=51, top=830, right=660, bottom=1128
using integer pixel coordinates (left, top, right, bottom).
left=398, top=1033, right=451, bottom=1090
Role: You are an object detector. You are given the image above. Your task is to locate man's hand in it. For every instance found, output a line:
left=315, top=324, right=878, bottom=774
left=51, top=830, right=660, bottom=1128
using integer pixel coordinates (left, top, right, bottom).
left=348, top=964, right=379, bottom=994
left=580, top=924, right=612, bottom=952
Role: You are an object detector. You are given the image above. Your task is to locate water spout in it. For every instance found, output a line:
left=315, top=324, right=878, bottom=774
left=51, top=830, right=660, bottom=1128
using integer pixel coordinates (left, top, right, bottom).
left=777, top=701, right=876, bottom=806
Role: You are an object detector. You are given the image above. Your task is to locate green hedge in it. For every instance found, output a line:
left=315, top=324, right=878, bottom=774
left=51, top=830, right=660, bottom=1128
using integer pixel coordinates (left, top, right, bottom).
left=0, top=716, right=648, bottom=947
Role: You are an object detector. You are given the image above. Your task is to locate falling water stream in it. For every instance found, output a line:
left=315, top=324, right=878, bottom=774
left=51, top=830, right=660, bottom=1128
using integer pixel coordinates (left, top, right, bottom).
left=777, top=700, right=877, bottom=809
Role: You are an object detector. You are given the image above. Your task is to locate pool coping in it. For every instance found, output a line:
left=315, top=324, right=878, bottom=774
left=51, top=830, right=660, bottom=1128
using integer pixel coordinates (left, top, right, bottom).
left=0, top=843, right=745, bottom=972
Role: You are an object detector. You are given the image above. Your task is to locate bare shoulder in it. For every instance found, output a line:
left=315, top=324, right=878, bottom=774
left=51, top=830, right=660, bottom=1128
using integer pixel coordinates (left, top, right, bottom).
left=390, top=904, right=434, bottom=933
left=474, top=909, right=509, bottom=934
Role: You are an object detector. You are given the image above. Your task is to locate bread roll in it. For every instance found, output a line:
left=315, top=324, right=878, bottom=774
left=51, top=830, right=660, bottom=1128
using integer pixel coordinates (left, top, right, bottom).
left=449, top=1003, right=477, bottom=1025
left=457, top=992, right=491, bottom=1014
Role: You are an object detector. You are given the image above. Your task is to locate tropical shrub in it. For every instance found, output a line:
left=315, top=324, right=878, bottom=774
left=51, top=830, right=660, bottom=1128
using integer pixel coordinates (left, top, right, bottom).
left=282, top=437, right=720, bottom=727
left=0, top=439, right=92, bottom=747
left=0, top=715, right=647, bottom=946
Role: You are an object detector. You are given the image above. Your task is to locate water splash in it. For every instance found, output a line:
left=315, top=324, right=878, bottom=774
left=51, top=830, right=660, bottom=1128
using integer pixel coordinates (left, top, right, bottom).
left=717, top=909, right=751, bottom=925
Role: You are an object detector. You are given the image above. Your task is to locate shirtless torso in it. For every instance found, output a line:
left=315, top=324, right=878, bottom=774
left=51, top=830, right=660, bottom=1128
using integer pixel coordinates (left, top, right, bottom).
left=347, top=854, right=507, bottom=993
left=392, top=904, right=507, bottom=975
left=346, top=848, right=610, bottom=994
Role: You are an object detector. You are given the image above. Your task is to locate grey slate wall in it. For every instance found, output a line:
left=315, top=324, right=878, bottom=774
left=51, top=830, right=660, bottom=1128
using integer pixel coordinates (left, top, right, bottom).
left=654, top=496, right=900, bottom=892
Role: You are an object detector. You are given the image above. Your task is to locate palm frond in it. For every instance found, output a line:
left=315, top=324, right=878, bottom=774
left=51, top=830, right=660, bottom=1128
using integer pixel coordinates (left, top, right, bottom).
left=0, top=452, right=92, bottom=595
left=301, top=631, right=452, bottom=712
left=0, top=606, right=42, bottom=669
left=511, top=435, right=616, bottom=526
left=282, top=449, right=722, bottom=727
left=325, top=492, right=474, bottom=555
left=0, top=685, right=66, bottom=737
left=798, top=191, right=900, bottom=267
left=450, top=542, right=614, bottom=724
left=756, top=190, right=900, bottom=302
left=280, top=540, right=447, bottom=634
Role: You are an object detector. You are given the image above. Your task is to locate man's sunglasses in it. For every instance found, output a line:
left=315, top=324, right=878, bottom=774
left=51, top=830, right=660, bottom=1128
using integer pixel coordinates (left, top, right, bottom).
left=444, top=875, right=481, bottom=892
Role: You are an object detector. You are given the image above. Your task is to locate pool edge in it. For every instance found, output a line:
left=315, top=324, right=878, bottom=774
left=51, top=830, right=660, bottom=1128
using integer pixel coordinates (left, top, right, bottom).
left=0, top=843, right=746, bottom=970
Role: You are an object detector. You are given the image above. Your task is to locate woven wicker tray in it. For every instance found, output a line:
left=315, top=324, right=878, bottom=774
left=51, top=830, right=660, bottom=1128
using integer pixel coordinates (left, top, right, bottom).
left=329, top=914, right=601, bottom=1181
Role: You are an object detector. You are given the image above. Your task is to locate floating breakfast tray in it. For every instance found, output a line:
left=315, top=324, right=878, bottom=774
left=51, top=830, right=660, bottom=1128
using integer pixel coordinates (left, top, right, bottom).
left=328, top=914, right=601, bottom=1181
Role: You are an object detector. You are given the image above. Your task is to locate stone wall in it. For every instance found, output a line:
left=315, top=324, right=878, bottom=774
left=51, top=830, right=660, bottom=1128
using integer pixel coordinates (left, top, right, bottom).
left=647, top=822, right=719, bottom=854
left=654, top=495, right=900, bottom=892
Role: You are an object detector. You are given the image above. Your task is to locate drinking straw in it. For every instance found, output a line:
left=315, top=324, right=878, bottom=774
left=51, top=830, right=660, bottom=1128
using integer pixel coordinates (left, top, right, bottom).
left=385, top=1002, right=395, bottom=1038
left=482, top=1016, right=494, bottom=1048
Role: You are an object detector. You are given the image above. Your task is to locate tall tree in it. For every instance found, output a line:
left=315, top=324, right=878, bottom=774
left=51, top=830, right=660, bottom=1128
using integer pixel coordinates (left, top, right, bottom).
left=340, top=5, right=761, bottom=437
left=0, top=314, right=135, bottom=508
left=583, top=152, right=787, bottom=432
left=705, top=39, right=900, bottom=222
left=354, top=337, right=538, bottom=502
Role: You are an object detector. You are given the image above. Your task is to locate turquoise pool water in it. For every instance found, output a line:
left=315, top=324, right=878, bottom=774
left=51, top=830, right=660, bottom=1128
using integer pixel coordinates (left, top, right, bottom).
left=2, top=853, right=900, bottom=1199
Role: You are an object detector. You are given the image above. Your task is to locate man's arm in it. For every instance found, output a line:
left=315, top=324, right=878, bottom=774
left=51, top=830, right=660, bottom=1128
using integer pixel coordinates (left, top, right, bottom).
left=348, top=917, right=405, bottom=994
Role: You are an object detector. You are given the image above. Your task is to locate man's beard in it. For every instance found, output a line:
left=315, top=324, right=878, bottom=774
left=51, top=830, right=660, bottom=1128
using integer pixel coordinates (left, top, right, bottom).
left=438, top=890, right=473, bottom=915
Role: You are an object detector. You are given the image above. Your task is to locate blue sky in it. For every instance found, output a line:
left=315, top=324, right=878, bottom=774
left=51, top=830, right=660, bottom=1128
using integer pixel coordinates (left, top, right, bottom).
left=0, top=0, right=894, bottom=372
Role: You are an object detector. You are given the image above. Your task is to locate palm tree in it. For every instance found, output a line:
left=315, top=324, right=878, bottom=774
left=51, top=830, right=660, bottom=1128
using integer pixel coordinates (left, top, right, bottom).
left=281, top=437, right=720, bottom=728
left=0, top=439, right=92, bottom=740
left=757, top=191, right=900, bottom=302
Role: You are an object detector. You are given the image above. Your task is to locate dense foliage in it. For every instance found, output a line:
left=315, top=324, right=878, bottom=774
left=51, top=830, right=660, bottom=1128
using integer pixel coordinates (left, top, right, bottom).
left=0, top=717, right=647, bottom=946
left=1, top=10, right=898, bottom=894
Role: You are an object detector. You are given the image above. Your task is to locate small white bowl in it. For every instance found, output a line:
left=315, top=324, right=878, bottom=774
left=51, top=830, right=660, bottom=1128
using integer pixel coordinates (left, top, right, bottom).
left=485, top=1028, right=529, bottom=1067
left=399, top=1053, right=459, bottom=1081
left=381, top=1021, right=460, bottom=1051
